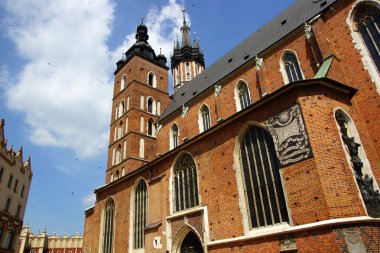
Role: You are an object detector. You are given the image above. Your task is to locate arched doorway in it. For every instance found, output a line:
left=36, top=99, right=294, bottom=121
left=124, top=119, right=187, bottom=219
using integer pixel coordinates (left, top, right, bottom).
left=180, top=231, right=204, bottom=253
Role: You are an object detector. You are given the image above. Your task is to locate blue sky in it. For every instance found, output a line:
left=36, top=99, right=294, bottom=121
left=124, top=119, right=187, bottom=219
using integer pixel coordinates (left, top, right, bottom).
left=0, top=0, right=294, bottom=235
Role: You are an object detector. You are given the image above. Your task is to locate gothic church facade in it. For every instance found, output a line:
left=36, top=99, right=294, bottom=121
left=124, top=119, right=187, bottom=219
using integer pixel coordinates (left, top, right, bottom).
left=83, top=0, right=380, bottom=252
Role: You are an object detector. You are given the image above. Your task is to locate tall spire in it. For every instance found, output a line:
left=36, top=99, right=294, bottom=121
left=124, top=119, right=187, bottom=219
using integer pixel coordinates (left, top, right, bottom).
left=181, top=9, right=191, bottom=47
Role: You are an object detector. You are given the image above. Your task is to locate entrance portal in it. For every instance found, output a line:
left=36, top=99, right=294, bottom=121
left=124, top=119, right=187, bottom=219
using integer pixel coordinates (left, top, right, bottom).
left=180, top=231, right=204, bottom=253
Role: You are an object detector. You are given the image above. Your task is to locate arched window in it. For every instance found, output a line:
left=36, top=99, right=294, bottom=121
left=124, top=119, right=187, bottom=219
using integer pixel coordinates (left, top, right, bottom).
left=147, top=119, right=155, bottom=136
left=170, top=123, right=179, bottom=150
left=115, top=170, right=119, bottom=180
left=235, top=81, right=251, bottom=111
left=173, top=153, right=199, bottom=212
left=125, top=117, right=129, bottom=134
left=139, top=138, right=145, bottom=158
left=140, top=95, right=144, bottom=110
left=118, top=121, right=123, bottom=139
left=335, top=109, right=379, bottom=217
left=120, top=74, right=126, bottom=91
left=102, top=199, right=115, bottom=253
left=110, top=173, right=114, bottom=182
left=282, top=51, right=303, bottom=83
left=148, top=72, right=156, bottom=87
left=113, top=126, right=117, bottom=142
left=199, top=105, right=211, bottom=132
left=118, top=100, right=125, bottom=117
left=127, top=96, right=130, bottom=111
left=115, top=145, right=122, bottom=164
left=147, top=97, right=155, bottom=114
left=122, top=168, right=125, bottom=177
left=240, top=126, right=289, bottom=228
left=132, top=180, right=148, bottom=250
left=353, top=2, right=380, bottom=72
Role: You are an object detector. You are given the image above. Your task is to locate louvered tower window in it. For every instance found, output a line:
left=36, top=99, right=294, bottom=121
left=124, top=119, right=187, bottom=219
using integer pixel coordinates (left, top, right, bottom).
left=237, top=81, right=250, bottom=110
left=133, top=180, right=148, bottom=249
left=173, top=154, right=199, bottom=212
left=354, top=3, right=380, bottom=72
left=240, top=126, right=289, bottom=228
left=102, top=199, right=115, bottom=253
left=283, top=52, right=303, bottom=83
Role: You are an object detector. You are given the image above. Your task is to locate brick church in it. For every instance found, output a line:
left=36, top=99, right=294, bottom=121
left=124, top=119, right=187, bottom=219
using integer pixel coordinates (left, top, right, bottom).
left=83, top=0, right=380, bottom=252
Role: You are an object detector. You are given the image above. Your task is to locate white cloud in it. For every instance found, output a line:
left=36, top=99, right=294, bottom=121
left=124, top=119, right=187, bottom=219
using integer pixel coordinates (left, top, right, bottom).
left=1, top=0, right=185, bottom=160
left=82, top=192, right=96, bottom=208
left=2, top=0, right=115, bottom=159
left=112, top=0, right=187, bottom=62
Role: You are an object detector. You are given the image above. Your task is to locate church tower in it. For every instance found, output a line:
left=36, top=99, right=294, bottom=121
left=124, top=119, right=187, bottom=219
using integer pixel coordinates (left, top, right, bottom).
left=106, top=19, right=170, bottom=184
left=171, top=10, right=205, bottom=93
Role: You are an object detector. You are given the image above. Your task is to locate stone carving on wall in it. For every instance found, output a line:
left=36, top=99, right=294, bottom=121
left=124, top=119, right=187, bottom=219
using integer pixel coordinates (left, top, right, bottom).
left=266, top=104, right=312, bottom=167
left=343, top=231, right=366, bottom=253
left=335, top=110, right=380, bottom=218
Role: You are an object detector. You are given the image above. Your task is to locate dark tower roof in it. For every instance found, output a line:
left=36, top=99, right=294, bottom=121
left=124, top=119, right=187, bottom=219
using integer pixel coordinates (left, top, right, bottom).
left=115, top=17, right=168, bottom=74
left=171, top=9, right=205, bottom=70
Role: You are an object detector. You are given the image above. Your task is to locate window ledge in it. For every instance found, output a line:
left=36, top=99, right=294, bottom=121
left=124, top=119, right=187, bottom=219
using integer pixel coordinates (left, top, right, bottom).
left=166, top=206, right=205, bottom=220
left=207, top=216, right=380, bottom=247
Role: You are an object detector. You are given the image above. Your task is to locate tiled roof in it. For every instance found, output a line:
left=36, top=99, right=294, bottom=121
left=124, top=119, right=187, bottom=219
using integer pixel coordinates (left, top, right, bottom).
left=159, top=0, right=337, bottom=122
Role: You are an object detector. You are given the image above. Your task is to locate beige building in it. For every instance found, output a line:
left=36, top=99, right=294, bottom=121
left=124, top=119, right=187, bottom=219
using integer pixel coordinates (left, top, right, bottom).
left=18, top=227, right=83, bottom=253
left=0, top=119, right=32, bottom=253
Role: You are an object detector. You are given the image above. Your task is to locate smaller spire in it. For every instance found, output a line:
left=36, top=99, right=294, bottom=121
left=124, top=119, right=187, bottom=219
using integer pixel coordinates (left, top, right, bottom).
left=180, top=9, right=191, bottom=47
left=141, top=16, right=144, bottom=24
left=182, top=9, right=186, bottom=23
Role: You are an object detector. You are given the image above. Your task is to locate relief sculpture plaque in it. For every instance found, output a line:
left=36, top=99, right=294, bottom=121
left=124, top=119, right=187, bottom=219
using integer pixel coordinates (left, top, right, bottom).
left=266, top=104, right=312, bottom=167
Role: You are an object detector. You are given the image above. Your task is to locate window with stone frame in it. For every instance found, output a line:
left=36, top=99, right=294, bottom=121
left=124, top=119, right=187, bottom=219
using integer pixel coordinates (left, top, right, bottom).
left=132, top=180, right=148, bottom=250
left=236, top=81, right=251, bottom=110
left=282, top=51, right=303, bottom=83
left=148, top=72, right=156, bottom=87
left=147, top=119, right=154, bottom=136
left=240, top=126, right=289, bottom=229
left=173, top=153, right=199, bottom=212
left=170, top=123, right=179, bottom=149
left=102, top=199, right=115, bottom=253
left=120, top=74, right=127, bottom=91
left=199, top=105, right=211, bottom=132
left=353, top=2, right=380, bottom=72
left=147, top=97, right=154, bottom=114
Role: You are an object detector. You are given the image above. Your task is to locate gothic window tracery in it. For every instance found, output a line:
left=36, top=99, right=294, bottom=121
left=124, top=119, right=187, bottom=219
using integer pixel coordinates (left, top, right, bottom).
left=353, top=3, right=380, bottom=72
left=199, top=105, right=211, bottom=132
left=102, top=199, right=115, bottom=253
left=282, top=51, right=303, bottom=83
left=240, top=126, right=289, bottom=228
left=236, top=81, right=251, bottom=111
left=133, top=180, right=148, bottom=250
left=173, top=154, right=199, bottom=212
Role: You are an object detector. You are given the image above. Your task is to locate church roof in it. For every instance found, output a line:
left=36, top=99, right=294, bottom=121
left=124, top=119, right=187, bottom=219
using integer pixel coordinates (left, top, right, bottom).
left=159, top=0, right=337, bottom=122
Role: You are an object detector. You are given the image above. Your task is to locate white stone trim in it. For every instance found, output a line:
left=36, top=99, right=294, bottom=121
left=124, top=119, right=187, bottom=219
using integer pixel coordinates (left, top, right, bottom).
left=146, top=71, right=157, bottom=88
left=346, top=0, right=380, bottom=95
left=207, top=216, right=380, bottom=247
